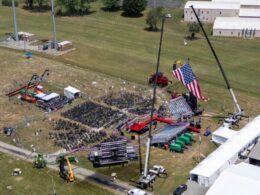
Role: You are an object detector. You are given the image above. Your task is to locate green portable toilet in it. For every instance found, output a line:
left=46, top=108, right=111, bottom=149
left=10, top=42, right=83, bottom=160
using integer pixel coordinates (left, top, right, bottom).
left=179, top=136, right=190, bottom=145
left=183, top=135, right=192, bottom=145
left=170, top=143, right=183, bottom=153
left=185, top=133, right=195, bottom=141
left=175, top=139, right=185, bottom=148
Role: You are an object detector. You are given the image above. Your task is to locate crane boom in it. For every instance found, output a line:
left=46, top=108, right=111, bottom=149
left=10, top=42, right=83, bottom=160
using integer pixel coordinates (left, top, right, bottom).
left=190, top=5, right=241, bottom=114
left=65, top=156, right=75, bottom=182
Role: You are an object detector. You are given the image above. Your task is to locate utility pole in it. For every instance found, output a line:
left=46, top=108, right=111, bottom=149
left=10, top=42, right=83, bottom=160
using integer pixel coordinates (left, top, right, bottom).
left=198, top=132, right=201, bottom=162
left=143, top=13, right=172, bottom=178
left=51, top=0, right=57, bottom=49
left=138, top=134, right=143, bottom=174
left=11, top=0, right=18, bottom=43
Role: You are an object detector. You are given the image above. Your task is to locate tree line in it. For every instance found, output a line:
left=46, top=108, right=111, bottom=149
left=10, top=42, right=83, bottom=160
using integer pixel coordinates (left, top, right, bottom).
left=2, top=0, right=147, bottom=16
left=2, top=0, right=200, bottom=37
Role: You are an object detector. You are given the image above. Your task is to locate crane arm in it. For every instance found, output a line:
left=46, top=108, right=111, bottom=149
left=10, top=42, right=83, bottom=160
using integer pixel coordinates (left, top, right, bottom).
left=65, top=156, right=75, bottom=182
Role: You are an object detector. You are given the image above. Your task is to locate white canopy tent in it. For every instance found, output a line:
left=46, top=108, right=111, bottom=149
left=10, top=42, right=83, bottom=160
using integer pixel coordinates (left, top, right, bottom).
left=206, top=162, right=260, bottom=195
left=212, top=125, right=238, bottom=144
left=190, top=115, right=260, bottom=187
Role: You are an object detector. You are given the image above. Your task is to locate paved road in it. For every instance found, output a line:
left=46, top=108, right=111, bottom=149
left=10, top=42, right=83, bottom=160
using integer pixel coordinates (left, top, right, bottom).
left=0, top=141, right=145, bottom=195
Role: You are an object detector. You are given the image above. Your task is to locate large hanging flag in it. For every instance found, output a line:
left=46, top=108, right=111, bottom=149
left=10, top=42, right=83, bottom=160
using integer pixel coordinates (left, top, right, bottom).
left=172, top=63, right=208, bottom=101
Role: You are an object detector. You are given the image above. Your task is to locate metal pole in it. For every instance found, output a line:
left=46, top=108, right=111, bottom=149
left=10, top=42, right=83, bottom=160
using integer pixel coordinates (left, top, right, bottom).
left=51, top=0, right=57, bottom=49
left=143, top=16, right=165, bottom=177
left=138, top=134, right=143, bottom=174
left=11, top=0, right=18, bottom=42
left=190, top=5, right=241, bottom=114
left=198, top=132, right=201, bottom=162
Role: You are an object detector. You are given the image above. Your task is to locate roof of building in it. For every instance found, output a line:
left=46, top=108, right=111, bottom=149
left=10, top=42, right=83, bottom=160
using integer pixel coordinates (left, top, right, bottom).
left=214, top=17, right=260, bottom=30
left=190, top=115, right=260, bottom=178
left=64, top=86, right=80, bottom=94
left=248, top=141, right=260, bottom=160
left=41, top=93, right=59, bottom=101
left=18, top=31, right=35, bottom=36
left=58, top=41, right=72, bottom=46
left=239, top=8, right=260, bottom=17
left=240, top=0, right=260, bottom=6
left=151, top=123, right=189, bottom=144
left=212, top=0, right=240, bottom=2
left=35, top=93, right=47, bottom=98
left=206, top=163, right=260, bottom=195
left=185, top=1, right=240, bottom=9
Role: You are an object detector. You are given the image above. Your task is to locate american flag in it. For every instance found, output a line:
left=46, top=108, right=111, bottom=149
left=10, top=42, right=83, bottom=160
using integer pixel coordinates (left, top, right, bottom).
left=172, top=63, right=208, bottom=101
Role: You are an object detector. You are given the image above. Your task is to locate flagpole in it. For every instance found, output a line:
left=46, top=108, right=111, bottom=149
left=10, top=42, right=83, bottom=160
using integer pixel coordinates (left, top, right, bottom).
left=190, top=5, right=241, bottom=114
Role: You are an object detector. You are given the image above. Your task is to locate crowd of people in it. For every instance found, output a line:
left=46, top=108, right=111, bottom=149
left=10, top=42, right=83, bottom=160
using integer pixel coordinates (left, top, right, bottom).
left=49, top=119, right=107, bottom=150
left=103, top=93, right=152, bottom=115
left=62, top=101, right=127, bottom=128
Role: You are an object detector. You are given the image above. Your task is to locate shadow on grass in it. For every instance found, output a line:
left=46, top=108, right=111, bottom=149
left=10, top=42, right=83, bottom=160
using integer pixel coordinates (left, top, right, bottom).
left=56, top=11, right=96, bottom=17
left=55, top=10, right=96, bottom=17
left=22, top=5, right=51, bottom=13
left=144, top=27, right=161, bottom=32
left=121, top=12, right=144, bottom=18
left=100, top=6, right=121, bottom=12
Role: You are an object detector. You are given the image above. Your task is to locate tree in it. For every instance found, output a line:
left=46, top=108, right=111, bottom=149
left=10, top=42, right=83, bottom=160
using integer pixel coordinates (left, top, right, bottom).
left=122, top=0, right=147, bottom=16
left=24, top=0, right=34, bottom=8
left=146, top=7, right=163, bottom=31
left=102, top=0, right=120, bottom=11
left=2, top=0, right=19, bottom=7
left=35, top=0, right=48, bottom=10
left=188, top=22, right=200, bottom=40
left=56, top=0, right=95, bottom=15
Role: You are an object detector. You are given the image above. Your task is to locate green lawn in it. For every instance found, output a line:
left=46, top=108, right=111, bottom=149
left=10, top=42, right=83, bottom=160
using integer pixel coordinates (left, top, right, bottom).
left=1, top=2, right=259, bottom=116
left=1, top=2, right=260, bottom=95
left=0, top=152, right=115, bottom=195
left=0, top=2, right=260, bottom=195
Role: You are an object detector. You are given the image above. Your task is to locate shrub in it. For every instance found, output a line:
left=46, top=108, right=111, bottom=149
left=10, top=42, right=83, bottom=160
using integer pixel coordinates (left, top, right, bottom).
left=2, top=0, right=19, bottom=7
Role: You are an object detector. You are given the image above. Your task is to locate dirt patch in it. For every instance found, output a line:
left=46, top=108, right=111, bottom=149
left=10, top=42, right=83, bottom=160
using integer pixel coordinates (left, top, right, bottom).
left=14, top=176, right=23, bottom=181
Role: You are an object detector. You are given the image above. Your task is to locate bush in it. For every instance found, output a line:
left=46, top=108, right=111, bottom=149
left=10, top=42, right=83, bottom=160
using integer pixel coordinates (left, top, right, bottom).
left=188, top=22, right=200, bottom=40
left=122, top=0, right=147, bottom=16
left=2, top=0, right=19, bottom=7
left=102, top=0, right=120, bottom=11
left=146, top=7, right=163, bottom=31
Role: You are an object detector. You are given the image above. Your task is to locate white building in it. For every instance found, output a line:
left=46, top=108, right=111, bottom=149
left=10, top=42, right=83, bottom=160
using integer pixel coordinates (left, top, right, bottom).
left=189, top=115, right=260, bottom=187
left=206, top=162, right=260, bottom=195
left=184, top=1, right=239, bottom=23
left=184, top=0, right=260, bottom=37
left=213, top=17, right=260, bottom=37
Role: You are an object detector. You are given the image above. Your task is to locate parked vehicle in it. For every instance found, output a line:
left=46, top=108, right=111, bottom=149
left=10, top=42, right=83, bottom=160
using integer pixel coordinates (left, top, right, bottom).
left=12, top=168, right=22, bottom=176
left=148, top=72, right=171, bottom=87
left=173, top=184, right=187, bottom=195
left=128, top=188, right=147, bottom=195
left=149, top=165, right=166, bottom=176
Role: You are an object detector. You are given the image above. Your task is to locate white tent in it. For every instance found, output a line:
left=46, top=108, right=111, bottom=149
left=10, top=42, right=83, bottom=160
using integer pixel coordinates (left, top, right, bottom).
left=212, top=125, right=238, bottom=144
left=64, top=86, right=80, bottom=99
left=190, top=115, right=260, bottom=187
left=206, top=162, right=260, bottom=195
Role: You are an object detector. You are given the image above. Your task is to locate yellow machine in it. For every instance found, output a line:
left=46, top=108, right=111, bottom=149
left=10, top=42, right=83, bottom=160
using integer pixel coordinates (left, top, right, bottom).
left=58, top=155, right=77, bottom=182
left=65, top=156, right=75, bottom=182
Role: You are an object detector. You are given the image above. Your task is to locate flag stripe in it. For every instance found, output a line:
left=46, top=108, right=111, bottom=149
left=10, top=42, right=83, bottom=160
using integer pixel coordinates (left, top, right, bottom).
left=172, top=64, right=208, bottom=101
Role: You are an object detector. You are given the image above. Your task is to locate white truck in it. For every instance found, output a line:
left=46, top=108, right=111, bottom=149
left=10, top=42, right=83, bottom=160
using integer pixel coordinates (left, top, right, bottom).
left=128, top=188, right=147, bottom=195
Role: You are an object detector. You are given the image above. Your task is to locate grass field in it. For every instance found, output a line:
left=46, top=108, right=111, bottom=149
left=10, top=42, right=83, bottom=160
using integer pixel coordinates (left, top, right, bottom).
left=0, top=152, right=115, bottom=195
left=0, top=1, right=260, bottom=195
left=1, top=1, right=259, bottom=116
